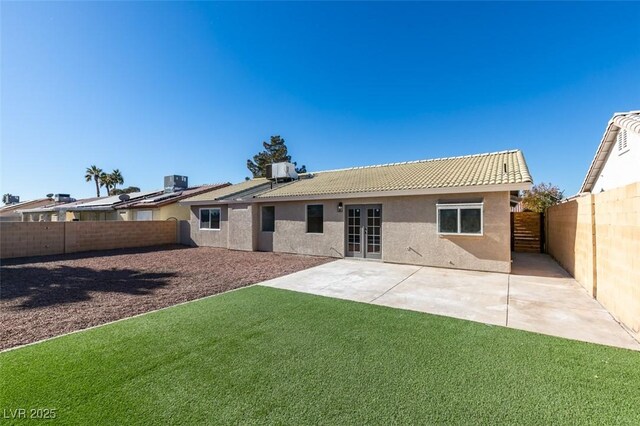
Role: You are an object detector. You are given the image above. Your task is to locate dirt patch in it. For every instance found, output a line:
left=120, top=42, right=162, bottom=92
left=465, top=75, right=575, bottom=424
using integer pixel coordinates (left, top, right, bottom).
left=0, top=245, right=332, bottom=351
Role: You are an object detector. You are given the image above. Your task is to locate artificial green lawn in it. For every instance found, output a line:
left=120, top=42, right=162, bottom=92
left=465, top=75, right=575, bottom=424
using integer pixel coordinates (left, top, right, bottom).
left=2, top=286, right=639, bottom=425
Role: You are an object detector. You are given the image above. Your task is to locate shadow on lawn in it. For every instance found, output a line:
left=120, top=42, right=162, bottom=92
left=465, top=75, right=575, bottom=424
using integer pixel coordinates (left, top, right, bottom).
left=1, top=265, right=175, bottom=309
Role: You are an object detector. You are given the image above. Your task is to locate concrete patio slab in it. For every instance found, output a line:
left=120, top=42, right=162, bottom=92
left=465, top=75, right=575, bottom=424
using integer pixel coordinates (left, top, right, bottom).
left=260, top=260, right=420, bottom=303
left=259, top=254, right=640, bottom=350
left=371, top=267, right=508, bottom=326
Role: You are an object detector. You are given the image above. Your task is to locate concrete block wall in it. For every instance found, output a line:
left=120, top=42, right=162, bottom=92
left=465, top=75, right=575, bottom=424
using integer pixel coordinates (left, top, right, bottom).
left=0, top=222, right=65, bottom=259
left=546, top=182, right=640, bottom=339
left=64, top=221, right=177, bottom=254
left=592, top=182, right=640, bottom=339
left=546, top=195, right=596, bottom=296
left=0, top=221, right=177, bottom=259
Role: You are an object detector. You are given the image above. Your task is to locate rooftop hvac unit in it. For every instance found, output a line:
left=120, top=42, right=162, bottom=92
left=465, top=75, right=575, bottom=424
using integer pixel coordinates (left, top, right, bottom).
left=266, top=162, right=298, bottom=182
left=164, top=175, right=189, bottom=193
left=54, top=194, right=74, bottom=203
left=2, top=194, right=19, bottom=205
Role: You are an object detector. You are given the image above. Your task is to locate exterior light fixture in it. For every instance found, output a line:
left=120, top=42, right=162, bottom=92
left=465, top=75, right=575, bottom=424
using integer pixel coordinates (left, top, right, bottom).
left=337, top=202, right=343, bottom=213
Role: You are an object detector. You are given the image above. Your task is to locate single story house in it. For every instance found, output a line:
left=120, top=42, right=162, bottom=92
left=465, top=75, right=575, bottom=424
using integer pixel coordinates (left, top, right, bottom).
left=580, top=110, right=640, bottom=194
left=115, top=182, right=229, bottom=221
left=0, top=198, right=54, bottom=222
left=181, top=150, right=533, bottom=273
left=55, top=191, right=162, bottom=221
left=20, top=196, right=100, bottom=222
left=22, top=177, right=230, bottom=222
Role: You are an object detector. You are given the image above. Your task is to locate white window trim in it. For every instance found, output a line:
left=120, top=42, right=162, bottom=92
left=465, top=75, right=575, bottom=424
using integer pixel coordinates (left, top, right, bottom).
left=436, top=203, right=484, bottom=236
left=199, top=207, right=221, bottom=231
left=305, top=203, right=324, bottom=234
left=261, top=205, right=275, bottom=233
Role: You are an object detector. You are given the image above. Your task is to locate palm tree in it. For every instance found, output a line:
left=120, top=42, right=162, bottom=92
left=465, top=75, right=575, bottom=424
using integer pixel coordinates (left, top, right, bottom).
left=85, top=165, right=103, bottom=197
left=110, top=169, right=124, bottom=193
left=100, top=172, right=113, bottom=196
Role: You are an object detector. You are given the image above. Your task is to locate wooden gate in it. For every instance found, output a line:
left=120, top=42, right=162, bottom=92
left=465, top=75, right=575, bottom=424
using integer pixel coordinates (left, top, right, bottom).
left=511, top=212, right=544, bottom=253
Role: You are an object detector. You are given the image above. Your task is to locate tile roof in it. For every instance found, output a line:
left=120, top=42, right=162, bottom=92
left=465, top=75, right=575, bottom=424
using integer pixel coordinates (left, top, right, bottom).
left=580, top=110, right=640, bottom=193
left=256, top=150, right=532, bottom=198
left=180, top=178, right=271, bottom=203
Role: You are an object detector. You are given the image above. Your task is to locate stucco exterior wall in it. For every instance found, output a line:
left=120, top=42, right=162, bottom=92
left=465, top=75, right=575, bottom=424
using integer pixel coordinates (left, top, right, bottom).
left=592, top=130, right=640, bottom=193
left=255, top=191, right=511, bottom=273
left=158, top=203, right=190, bottom=221
left=188, top=205, right=229, bottom=248
left=228, top=204, right=256, bottom=251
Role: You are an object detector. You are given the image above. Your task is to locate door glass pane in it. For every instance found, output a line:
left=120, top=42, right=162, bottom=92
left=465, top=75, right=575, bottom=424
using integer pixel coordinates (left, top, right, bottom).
left=460, top=208, right=481, bottom=234
left=438, top=208, right=458, bottom=233
left=347, top=208, right=361, bottom=252
left=367, top=208, right=381, bottom=253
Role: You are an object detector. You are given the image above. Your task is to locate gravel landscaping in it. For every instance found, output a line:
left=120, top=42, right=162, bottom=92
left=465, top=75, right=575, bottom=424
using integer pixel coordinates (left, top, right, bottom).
left=0, top=245, right=332, bottom=351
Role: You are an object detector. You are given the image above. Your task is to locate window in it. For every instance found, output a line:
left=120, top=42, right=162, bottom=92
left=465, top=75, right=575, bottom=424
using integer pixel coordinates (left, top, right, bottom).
left=262, top=206, right=275, bottom=232
left=437, top=203, right=483, bottom=235
left=306, top=204, right=323, bottom=233
left=199, top=208, right=221, bottom=230
left=135, top=210, right=152, bottom=221
left=617, top=129, right=629, bottom=155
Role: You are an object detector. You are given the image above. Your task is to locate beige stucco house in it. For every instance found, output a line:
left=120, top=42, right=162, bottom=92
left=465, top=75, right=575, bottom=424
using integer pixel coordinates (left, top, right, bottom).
left=181, top=150, right=533, bottom=273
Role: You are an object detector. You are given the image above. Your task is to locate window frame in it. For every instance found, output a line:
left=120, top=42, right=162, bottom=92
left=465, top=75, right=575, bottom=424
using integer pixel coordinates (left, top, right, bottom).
left=436, top=203, right=484, bottom=236
left=306, top=204, right=324, bottom=234
left=261, top=205, right=275, bottom=233
left=199, top=207, right=221, bottom=231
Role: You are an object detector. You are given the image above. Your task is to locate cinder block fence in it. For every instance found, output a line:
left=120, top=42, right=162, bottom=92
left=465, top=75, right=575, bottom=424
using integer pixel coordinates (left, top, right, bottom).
left=546, top=182, right=640, bottom=340
left=0, top=221, right=178, bottom=259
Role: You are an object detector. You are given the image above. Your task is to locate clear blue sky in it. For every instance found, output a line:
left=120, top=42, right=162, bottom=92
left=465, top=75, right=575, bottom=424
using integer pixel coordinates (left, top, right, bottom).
left=2, top=2, right=639, bottom=200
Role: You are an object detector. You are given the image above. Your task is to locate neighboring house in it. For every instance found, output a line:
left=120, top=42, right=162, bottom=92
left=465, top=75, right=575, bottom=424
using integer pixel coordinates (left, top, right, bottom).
left=115, top=183, right=229, bottom=221
left=0, top=198, right=53, bottom=222
left=581, top=110, right=640, bottom=194
left=20, top=196, right=100, bottom=222
left=180, top=150, right=533, bottom=273
left=61, top=191, right=163, bottom=221
left=55, top=177, right=230, bottom=222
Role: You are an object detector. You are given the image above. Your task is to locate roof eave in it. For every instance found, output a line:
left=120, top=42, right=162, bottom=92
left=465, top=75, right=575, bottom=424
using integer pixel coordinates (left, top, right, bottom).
left=579, top=119, right=620, bottom=193
left=252, top=182, right=532, bottom=203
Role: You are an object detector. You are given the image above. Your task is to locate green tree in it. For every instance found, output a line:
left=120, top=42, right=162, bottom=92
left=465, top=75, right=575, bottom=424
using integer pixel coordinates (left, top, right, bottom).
left=246, top=135, right=307, bottom=178
left=85, top=165, right=103, bottom=197
left=521, top=182, right=564, bottom=213
left=110, top=169, right=124, bottom=192
left=100, top=169, right=125, bottom=196
left=100, top=173, right=113, bottom=196
left=112, top=186, right=140, bottom=195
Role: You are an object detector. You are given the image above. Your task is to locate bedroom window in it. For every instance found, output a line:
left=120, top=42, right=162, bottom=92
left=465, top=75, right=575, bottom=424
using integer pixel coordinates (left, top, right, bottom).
left=436, top=203, right=483, bottom=235
left=262, top=206, right=275, bottom=232
left=199, top=208, right=221, bottom=230
left=306, top=204, right=324, bottom=233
